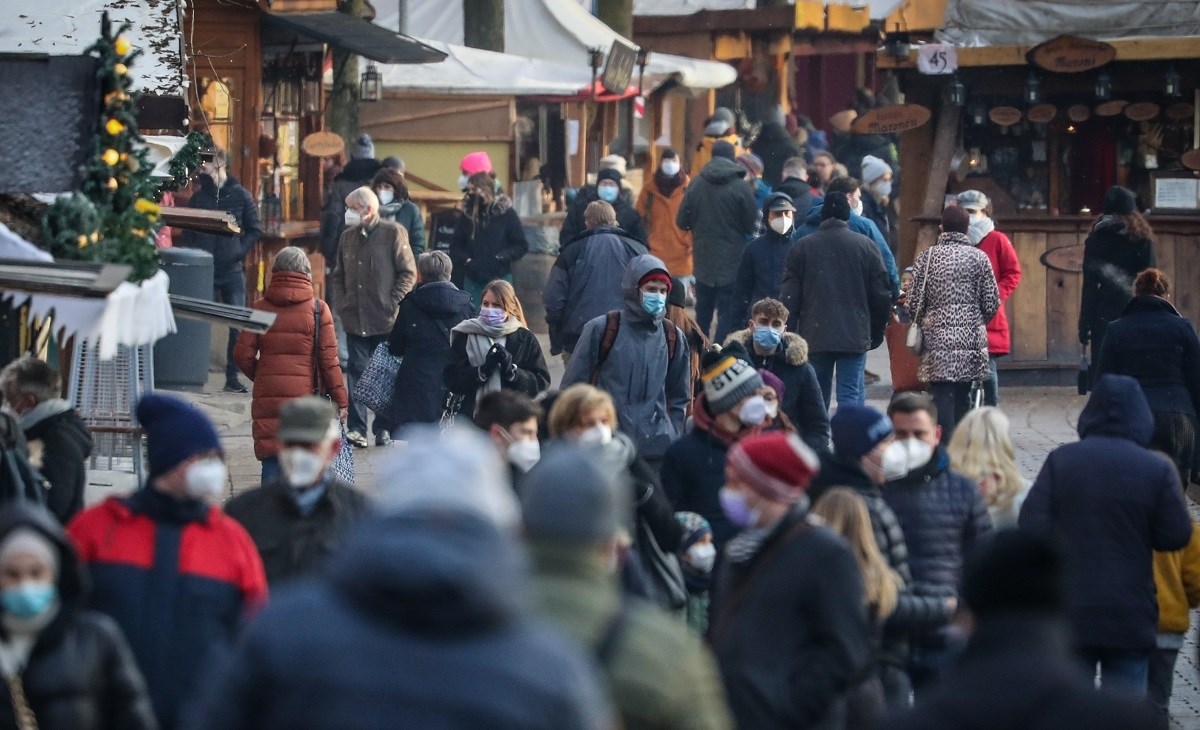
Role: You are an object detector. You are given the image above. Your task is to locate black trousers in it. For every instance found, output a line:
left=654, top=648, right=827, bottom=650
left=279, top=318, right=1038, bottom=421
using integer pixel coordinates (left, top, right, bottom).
left=929, top=381, right=971, bottom=444
left=1151, top=411, right=1196, bottom=489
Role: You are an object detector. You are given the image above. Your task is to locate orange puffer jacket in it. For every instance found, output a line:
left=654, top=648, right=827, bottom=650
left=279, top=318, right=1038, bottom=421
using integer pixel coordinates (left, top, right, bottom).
left=234, top=270, right=348, bottom=460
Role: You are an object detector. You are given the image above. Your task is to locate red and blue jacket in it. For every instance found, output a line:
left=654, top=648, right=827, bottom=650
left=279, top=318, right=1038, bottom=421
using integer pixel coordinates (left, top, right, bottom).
left=68, top=488, right=268, bottom=729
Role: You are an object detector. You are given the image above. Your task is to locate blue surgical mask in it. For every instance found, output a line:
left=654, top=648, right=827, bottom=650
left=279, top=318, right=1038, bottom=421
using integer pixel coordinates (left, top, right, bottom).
left=597, top=184, right=619, bottom=203
left=479, top=306, right=508, bottom=326
left=641, top=292, right=667, bottom=318
left=1, top=581, right=57, bottom=620
left=752, top=325, right=782, bottom=350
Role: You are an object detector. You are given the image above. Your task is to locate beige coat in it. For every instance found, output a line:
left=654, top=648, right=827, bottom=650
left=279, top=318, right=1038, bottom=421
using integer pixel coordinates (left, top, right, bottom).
left=331, top=219, right=416, bottom=336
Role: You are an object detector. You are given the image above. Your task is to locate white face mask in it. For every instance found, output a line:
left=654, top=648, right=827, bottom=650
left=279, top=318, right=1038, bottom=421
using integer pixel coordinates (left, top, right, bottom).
left=660, top=159, right=681, bottom=177
left=738, top=395, right=768, bottom=427
left=344, top=209, right=362, bottom=227
left=899, top=437, right=934, bottom=471
left=873, top=181, right=893, bottom=198
left=185, top=458, right=227, bottom=502
left=377, top=189, right=395, bottom=206
left=764, top=401, right=779, bottom=419
left=686, top=542, right=717, bottom=573
left=458, top=174, right=469, bottom=190
left=851, top=199, right=864, bottom=217
left=768, top=215, right=793, bottom=235
left=968, top=211, right=986, bottom=224
left=506, top=439, right=541, bottom=473
left=878, top=441, right=911, bottom=482
left=280, top=446, right=327, bottom=489
left=578, top=424, right=613, bottom=446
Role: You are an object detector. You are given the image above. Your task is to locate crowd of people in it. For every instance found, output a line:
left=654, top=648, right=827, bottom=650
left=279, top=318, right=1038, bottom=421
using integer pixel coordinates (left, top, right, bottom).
left=1, top=107, right=1196, bottom=729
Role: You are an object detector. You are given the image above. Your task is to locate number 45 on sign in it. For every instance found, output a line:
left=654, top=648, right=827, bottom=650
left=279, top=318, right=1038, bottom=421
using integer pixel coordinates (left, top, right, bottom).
left=917, top=44, right=958, bottom=75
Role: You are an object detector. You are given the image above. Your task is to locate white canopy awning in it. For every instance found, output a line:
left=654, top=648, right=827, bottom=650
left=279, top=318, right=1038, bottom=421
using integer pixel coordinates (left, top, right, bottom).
left=632, top=0, right=905, bottom=20
left=392, top=0, right=736, bottom=92
left=938, top=0, right=1200, bottom=47
left=375, top=40, right=595, bottom=96
left=0, top=0, right=184, bottom=96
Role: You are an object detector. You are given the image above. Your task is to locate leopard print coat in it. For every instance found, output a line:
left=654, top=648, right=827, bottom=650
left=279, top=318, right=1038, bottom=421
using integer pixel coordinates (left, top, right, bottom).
left=908, top=232, right=1001, bottom=382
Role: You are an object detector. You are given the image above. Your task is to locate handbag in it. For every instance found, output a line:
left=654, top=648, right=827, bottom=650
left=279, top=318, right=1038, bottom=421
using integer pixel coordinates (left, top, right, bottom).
left=905, top=248, right=934, bottom=357
left=330, top=422, right=355, bottom=486
left=633, top=484, right=688, bottom=611
left=353, top=342, right=402, bottom=413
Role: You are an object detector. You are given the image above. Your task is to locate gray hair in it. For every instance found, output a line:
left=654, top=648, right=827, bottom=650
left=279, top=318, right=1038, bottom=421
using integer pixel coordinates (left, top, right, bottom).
left=272, top=246, right=312, bottom=275
left=0, top=355, right=59, bottom=404
left=345, top=186, right=380, bottom=216
left=781, top=156, right=808, bottom=181
left=417, top=251, right=452, bottom=283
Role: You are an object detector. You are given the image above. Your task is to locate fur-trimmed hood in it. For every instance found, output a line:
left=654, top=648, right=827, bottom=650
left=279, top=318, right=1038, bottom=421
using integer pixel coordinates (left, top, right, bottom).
left=724, top=328, right=810, bottom=366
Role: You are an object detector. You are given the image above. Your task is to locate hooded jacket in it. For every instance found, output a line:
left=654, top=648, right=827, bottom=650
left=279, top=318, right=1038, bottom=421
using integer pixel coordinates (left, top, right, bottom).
left=795, top=196, right=900, bottom=298
left=234, top=271, right=348, bottom=460
left=675, top=158, right=758, bottom=287
left=723, top=328, right=830, bottom=452
left=1079, top=216, right=1155, bottom=346
left=331, top=219, right=417, bottom=337
left=732, top=192, right=799, bottom=320
left=1096, top=294, right=1200, bottom=419
left=561, top=186, right=647, bottom=245
left=385, top=281, right=476, bottom=426
left=636, top=172, right=692, bottom=276
left=1020, top=374, right=1193, bottom=650
left=21, top=405, right=91, bottom=524
left=181, top=511, right=613, bottom=730
left=751, top=122, right=805, bottom=187
left=0, top=503, right=156, bottom=730
left=181, top=175, right=262, bottom=276
left=544, top=226, right=648, bottom=354
left=562, top=255, right=691, bottom=459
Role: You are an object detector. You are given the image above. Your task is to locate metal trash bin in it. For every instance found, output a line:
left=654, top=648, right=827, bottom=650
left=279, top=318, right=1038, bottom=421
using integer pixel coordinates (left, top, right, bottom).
left=154, top=247, right=213, bottom=390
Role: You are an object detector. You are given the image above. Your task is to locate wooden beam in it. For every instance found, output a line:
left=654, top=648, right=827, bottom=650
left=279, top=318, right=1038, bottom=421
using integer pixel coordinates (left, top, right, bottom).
left=879, top=35, right=1200, bottom=70
left=160, top=207, right=241, bottom=235
left=920, top=101, right=961, bottom=218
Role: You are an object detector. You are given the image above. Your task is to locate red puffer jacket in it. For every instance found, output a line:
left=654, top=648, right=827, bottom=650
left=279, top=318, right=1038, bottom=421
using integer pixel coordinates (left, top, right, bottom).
left=977, top=229, right=1022, bottom=356
left=234, top=271, right=348, bottom=460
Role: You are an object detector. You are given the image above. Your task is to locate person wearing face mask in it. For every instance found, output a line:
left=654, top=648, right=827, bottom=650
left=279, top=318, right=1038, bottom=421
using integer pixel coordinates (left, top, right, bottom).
left=445, top=280, right=550, bottom=420
left=724, top=298, right=829, bottom=452
left=709, top=431, right=870, bottom=730
left=371, top=166, right=425, bottom=255
left=882, top=392, right=993, bottom=695
left=660, top=343, right=770, bottom=551
left=859, top=155, right=895, bottom=248
left=732, top=193, right=797, bottom=324
left=0, top=503, right=157, bottom=730
left=635, top=150, right=693, bottom=286
left=560, top=167, right=647, bottom=245
left=449, top=171, right=529, bottom=308
left=562, top=256, right=691, bottom=466
left=474, top=390, right=543, bottom=487
left=225, top=397, right=370, bottom=586
left=674, top=512, right=716, bottom=636
left=751, top=107, right=805, bottom=188
left=67, top=393, right=267, bottom=729
left=795, top=177, right=900, bottom=300
left=180, top=146, right=262, bottom=393
left=521, top=447, right=733, bottom=730
left=736, top=154, right=771, bottom=234
left=957, top=191, right=1021, bottom=408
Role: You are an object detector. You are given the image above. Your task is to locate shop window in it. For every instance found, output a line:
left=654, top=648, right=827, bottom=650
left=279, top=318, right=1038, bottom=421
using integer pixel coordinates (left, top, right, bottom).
left=199, top=77, right=235, bottom=159
left=260, top=51, right=323, bottom=229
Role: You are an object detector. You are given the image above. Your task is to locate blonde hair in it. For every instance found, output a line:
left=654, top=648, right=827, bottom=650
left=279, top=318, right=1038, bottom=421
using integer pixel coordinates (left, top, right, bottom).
left=482, top=280, right=527, bottom=328
left=548, top=384, right=617, bottom=437
left=812, top=488, right=900, bottom=620
left=947, top=407, right=1025, bottom=516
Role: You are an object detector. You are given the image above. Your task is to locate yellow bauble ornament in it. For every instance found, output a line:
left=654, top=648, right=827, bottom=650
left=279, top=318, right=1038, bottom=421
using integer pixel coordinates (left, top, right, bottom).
left=114, top=37, right=131, bottom=56
left=90, top=231, right=100, bottom=243
left=102, top=149, right=120, bottom=166
left=77, top=235, right=88, bottom=248
left=105, top=118, right=125, bottom=136
left=113, top=63, right=128, bottom=76
left=106, top=178, right=118, bottom=190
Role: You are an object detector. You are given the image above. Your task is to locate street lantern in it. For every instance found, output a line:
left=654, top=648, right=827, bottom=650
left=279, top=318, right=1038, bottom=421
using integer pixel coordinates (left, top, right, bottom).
left=1165, top=66, right=1182, bottom=97
left=948, top=76, right=966, bottom=106
left=1095, top=71, right=1112, bottom=100
left=970, top=100, right=987, bottom=126
left=1024, top=73, right=1041, bottom=105
left=360, top=63, right=382, bottom=103
left=588, top=46, right=604, bottom=100
left=302, top=56, right=323, bottom=114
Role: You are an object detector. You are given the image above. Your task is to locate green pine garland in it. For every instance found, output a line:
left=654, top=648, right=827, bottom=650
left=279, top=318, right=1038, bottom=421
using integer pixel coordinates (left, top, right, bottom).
left=158, top=130, right=212, bottom=193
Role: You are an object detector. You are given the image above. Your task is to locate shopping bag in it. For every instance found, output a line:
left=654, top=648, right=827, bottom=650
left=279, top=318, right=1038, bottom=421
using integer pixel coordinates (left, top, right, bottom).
left=353, top=342, right=402, bottom=413
left=886, top=315, right=924, bottom=393
left=331, top=423, right=355, bottom=486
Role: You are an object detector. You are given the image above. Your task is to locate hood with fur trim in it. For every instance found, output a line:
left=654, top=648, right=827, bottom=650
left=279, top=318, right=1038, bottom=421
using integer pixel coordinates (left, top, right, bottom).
left=724, top=328, right=810, bottom=366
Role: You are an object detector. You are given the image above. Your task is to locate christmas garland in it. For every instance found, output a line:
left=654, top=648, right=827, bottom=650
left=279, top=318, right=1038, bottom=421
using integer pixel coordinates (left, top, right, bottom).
left=158, top=130, right=212, bottom=193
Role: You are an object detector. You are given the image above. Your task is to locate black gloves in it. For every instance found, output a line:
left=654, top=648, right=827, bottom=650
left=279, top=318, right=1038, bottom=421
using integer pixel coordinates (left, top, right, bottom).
left=481, top=343, right=515, bottom=380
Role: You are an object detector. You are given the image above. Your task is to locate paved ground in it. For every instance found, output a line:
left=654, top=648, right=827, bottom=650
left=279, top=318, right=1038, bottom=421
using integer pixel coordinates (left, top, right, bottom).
left=132, top=335, right=1198, bottom=726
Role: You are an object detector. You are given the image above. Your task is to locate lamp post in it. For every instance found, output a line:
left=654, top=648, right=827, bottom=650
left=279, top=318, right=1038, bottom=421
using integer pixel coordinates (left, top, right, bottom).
left=626, top=47, right=650, bottom=164
left=588, top=46, right=604, bottom=101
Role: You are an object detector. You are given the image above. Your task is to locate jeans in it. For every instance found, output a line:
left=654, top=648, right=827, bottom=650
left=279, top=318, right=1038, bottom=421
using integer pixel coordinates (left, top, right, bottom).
left=694, top=282, right=736, bottom=344
left=1078, top=646, right=1149, bottom=698
left=809, top=351, right=868, bottom=410
left=1148, top=646, right=1178, bottom=728
left=345, top=333, right=390, bottom=436
left=213, top=270, right=246, bottom=382
left=929, top=381, right=972, bottom=444
left=260, top=455, right=280, bottom=485
left=982, top=355, right=1000, bottom=406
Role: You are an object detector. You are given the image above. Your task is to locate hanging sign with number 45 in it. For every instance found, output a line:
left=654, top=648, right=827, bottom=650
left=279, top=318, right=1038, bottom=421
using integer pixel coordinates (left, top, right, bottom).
left=917, top=44, right=958, bottom=75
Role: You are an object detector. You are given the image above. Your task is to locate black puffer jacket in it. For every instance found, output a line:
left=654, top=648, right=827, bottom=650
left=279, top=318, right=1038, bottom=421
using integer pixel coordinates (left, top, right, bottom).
left=0, top=503, right=156, bottom=730
left=385, top=281, right=475, bottom=426
left=1079, top=216, right=1154, bottom=348
left=23, top=407, right=91, bottom=524
left=449, top=197, right=529, bottom=285
left=883, top=448, right=992, bottom=643
left=181, top=175, right=262, bottom=276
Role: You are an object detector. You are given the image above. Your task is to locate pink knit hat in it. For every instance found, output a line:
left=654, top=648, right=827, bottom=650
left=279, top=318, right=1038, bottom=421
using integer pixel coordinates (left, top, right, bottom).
left=460, top=151, right=494, bottom=175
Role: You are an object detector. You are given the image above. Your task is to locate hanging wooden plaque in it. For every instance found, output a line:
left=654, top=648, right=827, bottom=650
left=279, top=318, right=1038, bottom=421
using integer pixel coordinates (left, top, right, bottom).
left=1095, top=100, right=1128, bottom=117
left=301, top=131, right=346, bottom=158
left=1182, top=149, right=1200, bottom=172
left=988, top=106, right=1023, bottom=126
left=1068, top=104, right=1091, bottom=122
left=1124, top=102, right=1161, bottom=122
left=1166, top=102, right=1193, bottom=120
left=850, top=104, right=932, bottom=135
left=1029, top=35, right=1116, bottom=74
left=1027, top=104, right=1057, bottom=124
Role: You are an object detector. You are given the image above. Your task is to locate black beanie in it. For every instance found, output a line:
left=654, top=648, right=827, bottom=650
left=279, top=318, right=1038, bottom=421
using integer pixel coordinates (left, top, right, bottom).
left=821, top=193, right=851, bottom=221
left=962, top=529, right=1068, bottom=619
left=711, top=140, right=736, bottom=160
left=668, top=276, right=687, bottom=309
left=1102, top=186, right=1137, bottom=215
left=597, top=168, right=623, bottom=185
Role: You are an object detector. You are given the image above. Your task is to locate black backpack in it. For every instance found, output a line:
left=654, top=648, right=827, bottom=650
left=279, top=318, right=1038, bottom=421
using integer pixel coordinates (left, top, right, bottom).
left=0, top=412, right=48, bottom=506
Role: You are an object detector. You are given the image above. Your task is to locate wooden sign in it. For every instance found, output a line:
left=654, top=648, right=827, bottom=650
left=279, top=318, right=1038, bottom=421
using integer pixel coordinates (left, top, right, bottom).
left=1182, top=149, right=1200, bottom=172
left=988, top=106, right=1023, bottom=126
left=1027, top=104, right=1057, bottom=124
left=850, top=104, right=931, bottom=135
left=301, top=131, right=345, bottom=158
left=1124, top=102, right=1160, bottom=122
left=1029, top=35, right=1116, bottom=74
left=1167, top=102, right=1193, bottom=120
left=1068, top=104, right=1091, bottom=122
left=1095, top=100, right=1128, bottom=117
left=1040, top=244, right=1084, bottom=273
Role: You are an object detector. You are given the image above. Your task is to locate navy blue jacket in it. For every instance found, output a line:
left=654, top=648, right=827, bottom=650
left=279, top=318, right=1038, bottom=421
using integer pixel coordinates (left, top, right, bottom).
left=181, top=175, right=262, bottom=276
left=1097, top=295, right=1200, bottom=419
left=796, top=196, right=900, bottom=299
left=732, top=192, right=797, bottom=322
left=660, top=397, right=738, bottom=549
left=386, top=281, right=475, bottom=426
left=723, top=328, right=830, bottom=452
left=1020, top=374, right=1193, bottom=651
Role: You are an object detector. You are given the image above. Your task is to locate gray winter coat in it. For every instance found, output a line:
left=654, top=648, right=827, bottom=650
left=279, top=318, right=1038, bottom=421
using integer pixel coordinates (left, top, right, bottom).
left=907, top=232, right=1000, bottom=383
left=544, top=226, right=648, bottom=355
left=675, top=158, right=757, bottom=287
left=562, top=255, right=691, bottom=459
left=779, top=219, right=892, bottom=354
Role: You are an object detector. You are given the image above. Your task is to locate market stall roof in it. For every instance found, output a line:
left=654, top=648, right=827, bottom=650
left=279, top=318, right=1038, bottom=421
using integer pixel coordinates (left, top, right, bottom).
left=374, top=40, right=595, bottom=96
left=392, top=0, right=736, bottom=92
left=632, top=0, right=905, bottom=20
left=938, top=0, right=1200, bottom=47
left=261, top=11, right=446, bottom=64
left=0, top=0, right=183, bottom=96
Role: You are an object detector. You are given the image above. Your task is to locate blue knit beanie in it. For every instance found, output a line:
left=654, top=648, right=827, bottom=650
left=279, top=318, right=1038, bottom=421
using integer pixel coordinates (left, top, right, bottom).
left=830, top=405, right=893, bottom=461
left=136, top=393, right=222, bottom=477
